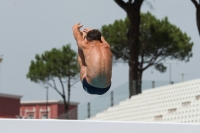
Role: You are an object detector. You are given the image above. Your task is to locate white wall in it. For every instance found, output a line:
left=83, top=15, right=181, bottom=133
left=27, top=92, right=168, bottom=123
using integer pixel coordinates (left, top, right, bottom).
left=0, top=119, right=200, bottom=133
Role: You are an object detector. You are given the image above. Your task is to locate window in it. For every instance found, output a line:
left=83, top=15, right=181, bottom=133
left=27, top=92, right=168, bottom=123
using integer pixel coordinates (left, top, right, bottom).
left=42, top=114, right=48, bottom=119
left=27, top=114, right=34, bottom=119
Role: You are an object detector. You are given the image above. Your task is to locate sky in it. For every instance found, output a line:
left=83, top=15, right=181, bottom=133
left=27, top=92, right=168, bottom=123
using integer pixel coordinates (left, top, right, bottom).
left=0, top=0, right=200, bottom=104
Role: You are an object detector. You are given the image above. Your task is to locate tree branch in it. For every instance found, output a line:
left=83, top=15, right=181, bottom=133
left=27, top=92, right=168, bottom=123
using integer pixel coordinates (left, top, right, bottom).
left=46, top=78, right=63, bottom=96
left=128, top=0, right=132, bottom=4
left=153, top=57, right=167, bottom=66
left=191, top=0, right=199, bottom=8
left=141, top=47, right=165, bottom=71
left=58, top=76, right=66, bottom=97
left=143, top=54, right=159, bottom=67
left=71, top=78, right=80, bottom=87
left=144, top=0, right=154, bottom=10
left=140, top=0, right=144, bottom=6
left=63, top=77, right=79, bottom=87
left=142, top=61, right=153, bottom=71
left=114, top=0, right=127, bottom=11
left=135, top=0, right=144, bottom=7
left=142, top=57, right=166, bottom=71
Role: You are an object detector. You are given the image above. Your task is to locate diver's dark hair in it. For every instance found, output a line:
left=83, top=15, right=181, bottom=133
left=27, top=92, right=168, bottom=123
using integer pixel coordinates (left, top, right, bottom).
left=86, top=29, right=101, bottom=41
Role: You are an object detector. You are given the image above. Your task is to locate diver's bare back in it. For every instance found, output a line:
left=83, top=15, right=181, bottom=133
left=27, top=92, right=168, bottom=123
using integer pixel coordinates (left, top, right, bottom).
left=83, top=41, right=112, bottom=88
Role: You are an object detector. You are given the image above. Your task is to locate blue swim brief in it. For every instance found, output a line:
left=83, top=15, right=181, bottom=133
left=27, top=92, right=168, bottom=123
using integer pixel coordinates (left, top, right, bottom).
left=82, top=77, right=111, bottom=95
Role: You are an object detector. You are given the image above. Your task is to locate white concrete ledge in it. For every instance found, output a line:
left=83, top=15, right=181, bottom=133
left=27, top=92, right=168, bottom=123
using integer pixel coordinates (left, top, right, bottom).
left=0, top=119, right=200, bottom=133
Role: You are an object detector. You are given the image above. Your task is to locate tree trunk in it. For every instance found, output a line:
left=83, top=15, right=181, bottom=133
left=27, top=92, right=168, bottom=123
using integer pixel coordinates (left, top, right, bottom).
left=114, top=0, right=144, bottom=97
left=67, top=77, right=71, bottom=119
left=63, top=78, right=70, bottom=119
left=127, top=2, right=142, bottom=98
left=63, top=94, right=68, bottom=119
left=191, top=0, right=200, bottom=35
left=196, top=5, right=200, bottom=35
left=137, top=70, right=143, bottom=93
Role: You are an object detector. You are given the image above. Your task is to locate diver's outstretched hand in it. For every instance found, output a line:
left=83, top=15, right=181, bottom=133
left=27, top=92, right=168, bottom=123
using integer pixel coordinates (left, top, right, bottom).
left=72, top=23, right=83, bottom=30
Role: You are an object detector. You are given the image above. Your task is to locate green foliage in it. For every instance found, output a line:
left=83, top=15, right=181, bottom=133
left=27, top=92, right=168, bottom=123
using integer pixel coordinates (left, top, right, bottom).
left=101, top=19, right=129, bottom=62
left=101, top=12, right=193, bottom=73
left=27, top=44, right=79, bottom=83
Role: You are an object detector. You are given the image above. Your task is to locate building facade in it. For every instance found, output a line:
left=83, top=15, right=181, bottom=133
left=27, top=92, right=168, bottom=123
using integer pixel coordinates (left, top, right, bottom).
left=0, top=93, right=22, bottom=118
left=20, top=100, right=78, bottom=119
